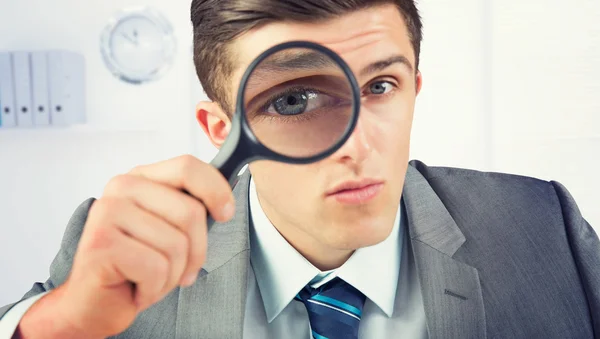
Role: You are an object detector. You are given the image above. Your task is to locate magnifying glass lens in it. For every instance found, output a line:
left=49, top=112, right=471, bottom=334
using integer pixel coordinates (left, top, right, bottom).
left=243, top=47, right=355, bottom=158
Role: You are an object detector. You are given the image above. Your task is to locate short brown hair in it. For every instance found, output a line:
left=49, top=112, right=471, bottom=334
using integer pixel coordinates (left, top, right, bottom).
left=190, top=0, right=423, bottom=112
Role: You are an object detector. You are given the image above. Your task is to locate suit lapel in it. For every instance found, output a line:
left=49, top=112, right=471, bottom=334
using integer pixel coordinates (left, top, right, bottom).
left=403, top=165, right=486, bottom=339
left=175, top=171, right=252, bottom=339
left=173, top=164, right=487, bottom=338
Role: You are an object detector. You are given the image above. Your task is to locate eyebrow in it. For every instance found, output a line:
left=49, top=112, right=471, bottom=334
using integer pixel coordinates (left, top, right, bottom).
left=244, top=51, right=341, bottom=94
left=244, top=52, right=415, bottom=94
left=257, top=50, right=339, bottom=73
left=260, top=52, right=415, bottom=75
left=359, top=55, right=414, bottom=77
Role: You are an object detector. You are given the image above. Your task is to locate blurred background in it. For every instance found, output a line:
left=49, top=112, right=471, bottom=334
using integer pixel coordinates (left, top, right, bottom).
left=0, top=0, right=598, bottom=306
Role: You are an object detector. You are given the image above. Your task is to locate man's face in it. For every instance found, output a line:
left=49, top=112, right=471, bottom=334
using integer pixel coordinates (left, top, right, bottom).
left=199, top=4, right=421, bottom=265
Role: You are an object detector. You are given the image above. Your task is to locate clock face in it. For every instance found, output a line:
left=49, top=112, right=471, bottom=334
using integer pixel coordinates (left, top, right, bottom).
left=101, top=7, right=176, bottom=84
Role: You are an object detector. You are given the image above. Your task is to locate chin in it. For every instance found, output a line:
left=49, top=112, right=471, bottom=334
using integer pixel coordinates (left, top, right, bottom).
left=318, top=189, right=401, bottom=248
left=329, top=211, right=396, bottom=250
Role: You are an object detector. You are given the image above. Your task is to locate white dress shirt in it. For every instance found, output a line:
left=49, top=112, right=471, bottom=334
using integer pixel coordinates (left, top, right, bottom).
left=0, top=177, right=428, bottom=339
left=243, top=178, right=428, bottom=338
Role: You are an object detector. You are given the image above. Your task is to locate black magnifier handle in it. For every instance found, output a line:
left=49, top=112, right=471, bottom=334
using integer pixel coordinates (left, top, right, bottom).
left=204, top=157, right=242, bottom=230
left=209, top=113, right=245, bottom=186
left=189, top=119, right=245, bottom=230
left=184, top=155, right=239, bottom=231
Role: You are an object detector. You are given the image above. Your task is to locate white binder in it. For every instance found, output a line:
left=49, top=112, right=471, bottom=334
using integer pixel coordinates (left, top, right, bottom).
left=31, top=51, right=50, bottom=126
left=0, top=52, right=16, bottom=128
left=12, top=51, right=33, bottom=127
left=48, top=51, right=86, bottom=126
left=67, top=51, right=86, bottom=124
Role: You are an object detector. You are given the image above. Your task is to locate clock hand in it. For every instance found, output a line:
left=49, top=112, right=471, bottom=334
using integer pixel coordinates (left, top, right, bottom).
left=132, top=29, right=140, bottom=45
left=120, top=31, right=138, bottom=46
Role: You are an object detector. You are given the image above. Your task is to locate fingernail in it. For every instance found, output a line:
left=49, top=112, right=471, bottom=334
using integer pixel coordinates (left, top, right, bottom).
left=221, top=201, right=235, bottom=220
left=182, top=272, right=198, bottom=287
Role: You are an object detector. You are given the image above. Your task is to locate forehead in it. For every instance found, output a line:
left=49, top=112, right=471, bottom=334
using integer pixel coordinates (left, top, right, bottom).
left=228, top=4, right=414, bottom=95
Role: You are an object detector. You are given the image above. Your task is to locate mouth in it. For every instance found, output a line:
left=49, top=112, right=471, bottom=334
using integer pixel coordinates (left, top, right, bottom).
left=325, top=179, right=385, bottom=204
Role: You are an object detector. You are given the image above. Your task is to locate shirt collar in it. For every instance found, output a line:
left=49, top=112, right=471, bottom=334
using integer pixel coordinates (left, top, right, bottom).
left=249, top=177, right=403, bottom=323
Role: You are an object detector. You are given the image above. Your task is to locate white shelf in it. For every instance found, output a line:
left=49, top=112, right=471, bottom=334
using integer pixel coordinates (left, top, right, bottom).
left=0, top=124, right=159, bottom=134
left=494, top=135, right=600, bottom=143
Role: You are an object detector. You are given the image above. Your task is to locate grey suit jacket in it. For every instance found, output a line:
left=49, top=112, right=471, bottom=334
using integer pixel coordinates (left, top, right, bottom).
left=2, top=160, right=599, bottom=338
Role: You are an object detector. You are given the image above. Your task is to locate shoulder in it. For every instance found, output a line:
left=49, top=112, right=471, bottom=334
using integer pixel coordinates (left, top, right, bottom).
left=408, top=159, right=563, bottom=211
left=406, top=159, right=574, bottom=239
left=49, top=198, right=96, bottom=287
left=409, top=159, right=552, bottom=188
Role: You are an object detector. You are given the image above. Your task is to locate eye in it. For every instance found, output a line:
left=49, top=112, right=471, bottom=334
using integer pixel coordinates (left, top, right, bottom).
left=270, top=91, right=309, bottom=115
left=368, top=81, right=395, bottom=95
left=265, top=89, right=341, bottom=116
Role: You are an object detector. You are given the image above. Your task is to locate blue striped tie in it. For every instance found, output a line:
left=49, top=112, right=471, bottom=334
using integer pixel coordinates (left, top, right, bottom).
left=295, top=277, right=366, bottom=339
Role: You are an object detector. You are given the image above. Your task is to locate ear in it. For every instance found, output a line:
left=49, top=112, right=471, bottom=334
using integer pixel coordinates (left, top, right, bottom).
left=196, top=101, right=231, bottom=149
left=415, top=70, right=423, bottom=96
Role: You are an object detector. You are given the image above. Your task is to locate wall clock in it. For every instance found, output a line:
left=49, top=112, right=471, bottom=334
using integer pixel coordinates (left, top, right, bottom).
left=100, top=7, right=176, bottom=84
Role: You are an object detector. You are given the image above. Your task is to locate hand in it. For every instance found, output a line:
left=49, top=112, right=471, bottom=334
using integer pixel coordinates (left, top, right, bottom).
left=55, top=155, right=235, bottom=338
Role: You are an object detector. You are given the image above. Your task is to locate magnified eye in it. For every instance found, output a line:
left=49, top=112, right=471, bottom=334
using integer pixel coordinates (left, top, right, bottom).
left=272, top=91, right=309, bottom=115
left=266, top=89, right=341, bottom=116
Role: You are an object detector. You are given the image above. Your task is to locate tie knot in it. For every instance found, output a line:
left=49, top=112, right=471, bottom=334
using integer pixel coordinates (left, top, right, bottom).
left=295, top=277, right=367, bottom=339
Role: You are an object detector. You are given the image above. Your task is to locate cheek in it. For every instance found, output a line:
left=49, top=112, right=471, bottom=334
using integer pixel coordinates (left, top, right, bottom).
left=249, top=162, right=316, bottom=196
left=364, top=96, right=414, bottom=151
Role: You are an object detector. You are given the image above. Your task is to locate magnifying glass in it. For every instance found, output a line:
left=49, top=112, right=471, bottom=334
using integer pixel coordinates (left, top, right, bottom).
left=204, top=41, right=360, bottom=225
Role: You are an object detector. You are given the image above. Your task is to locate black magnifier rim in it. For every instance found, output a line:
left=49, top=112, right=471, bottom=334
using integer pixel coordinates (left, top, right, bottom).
left=235, top=40, right=361, bottom=165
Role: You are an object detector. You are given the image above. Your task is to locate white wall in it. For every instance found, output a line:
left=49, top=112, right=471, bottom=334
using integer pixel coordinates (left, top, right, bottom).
left=411, top=0, right=491, bottom=170
left=1, top=1, right=598, bottom=306
left=413, top=0, right=600, bottom=229
left=0, top=0, right=205, bottom=306
left=489, top=1, right=600, bottom=230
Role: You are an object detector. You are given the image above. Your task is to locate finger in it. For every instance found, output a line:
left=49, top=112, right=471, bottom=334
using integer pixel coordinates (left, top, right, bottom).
left=108, top=228, right=170, bottom=311
left=180, top=204, right=207, bottom=286
left=103, top=199, right=191, bottom=291
left=103, top=174, right=208, bottom=235
left=102, top=178, right=209, bottom=283
left=128, top=155, right=235, bottom=222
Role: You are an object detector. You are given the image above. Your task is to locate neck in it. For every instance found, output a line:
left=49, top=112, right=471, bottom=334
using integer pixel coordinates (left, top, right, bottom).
left=279, top=227, right=354, bottom=271
left=258, top=197, right=353, bottom=271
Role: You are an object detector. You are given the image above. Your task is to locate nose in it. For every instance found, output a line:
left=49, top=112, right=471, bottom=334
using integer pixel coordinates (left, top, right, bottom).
left=333, top=115, right=372, bottom=166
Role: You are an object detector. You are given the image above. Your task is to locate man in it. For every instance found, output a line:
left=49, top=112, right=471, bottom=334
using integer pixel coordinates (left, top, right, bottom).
left=1, top=0, right=599, bottom=338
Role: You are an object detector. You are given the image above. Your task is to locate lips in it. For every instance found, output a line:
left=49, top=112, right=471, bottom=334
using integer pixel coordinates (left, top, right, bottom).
left=326, top=179, right=384, bottom=204
left=326, top=179, right=383, bottom=195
